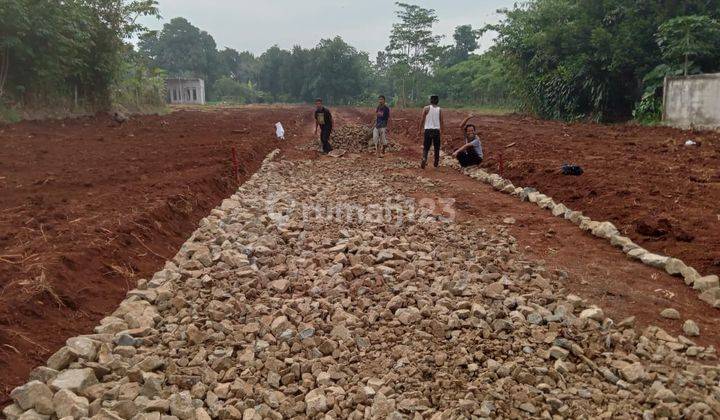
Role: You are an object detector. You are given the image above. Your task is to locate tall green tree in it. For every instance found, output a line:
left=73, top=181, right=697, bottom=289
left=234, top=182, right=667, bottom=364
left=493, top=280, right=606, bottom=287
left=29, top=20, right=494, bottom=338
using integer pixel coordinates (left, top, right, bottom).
left=0, top=0, right=29, bottom=98
left=430, top=51, right=513, bottom=106
left=308, top=37, right=371, bottom=104
left=657, top=15, right=720, bottom=75
left=385, top=2, right=443, bottom=105
left=217, top=48, right=259, bottom=84
left=139, top=17, right=220, bottom=86
left=489, top=0, right=720, bottom=121
left=439, top=25, right=480, bottom=67
left=285, top=46, right=312, bottom=101
left=1, top=0, right=158, bottom=108
left=256, top=45, right=293, bottom=100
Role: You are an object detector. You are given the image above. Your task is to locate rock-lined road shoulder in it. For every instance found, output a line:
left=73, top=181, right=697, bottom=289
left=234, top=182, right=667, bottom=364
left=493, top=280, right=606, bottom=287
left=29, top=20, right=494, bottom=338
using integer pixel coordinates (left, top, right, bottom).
left=444, top=156, right=720, bottom=312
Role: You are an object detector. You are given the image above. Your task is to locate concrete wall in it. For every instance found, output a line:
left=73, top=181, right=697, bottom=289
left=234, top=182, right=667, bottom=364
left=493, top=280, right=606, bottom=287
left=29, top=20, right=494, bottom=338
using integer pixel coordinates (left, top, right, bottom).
left=663, top=73, right=720, bottom=130
left=166, top=79, right=206, bottom=105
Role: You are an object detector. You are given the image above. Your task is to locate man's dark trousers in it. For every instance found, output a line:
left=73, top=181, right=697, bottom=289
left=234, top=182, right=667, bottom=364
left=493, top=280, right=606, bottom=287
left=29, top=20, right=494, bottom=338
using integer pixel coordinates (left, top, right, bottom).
left=457, top=149, right=482, bottom=167
left=320, top=126, right=332, bottom=153
left=423, top=129, right=441, bottom=166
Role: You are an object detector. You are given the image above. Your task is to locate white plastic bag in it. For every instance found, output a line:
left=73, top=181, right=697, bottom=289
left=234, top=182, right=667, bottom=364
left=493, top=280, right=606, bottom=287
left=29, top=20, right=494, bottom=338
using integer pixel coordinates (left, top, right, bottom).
left=275, top=122, right=285, bottom=140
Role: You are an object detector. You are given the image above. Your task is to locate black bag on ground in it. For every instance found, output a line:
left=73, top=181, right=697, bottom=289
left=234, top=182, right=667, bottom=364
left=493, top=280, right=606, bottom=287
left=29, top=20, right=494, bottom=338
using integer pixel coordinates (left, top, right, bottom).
left=561, top=164, right=584, bottom=176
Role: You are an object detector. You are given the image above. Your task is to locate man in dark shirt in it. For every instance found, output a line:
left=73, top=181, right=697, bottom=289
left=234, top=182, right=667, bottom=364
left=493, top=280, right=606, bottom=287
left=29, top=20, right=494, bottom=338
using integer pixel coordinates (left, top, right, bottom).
left=314, top=98, right=333, bottom=153
left=372, top=95, right=390, bottom=156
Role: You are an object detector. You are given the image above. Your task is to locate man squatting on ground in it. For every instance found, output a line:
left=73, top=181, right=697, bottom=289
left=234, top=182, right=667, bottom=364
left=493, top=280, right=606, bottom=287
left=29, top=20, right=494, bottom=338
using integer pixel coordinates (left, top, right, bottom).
left=453, top=115, right=484, bottom=167
left=372, top=95, right=390, bottom=156
left=419, top=95, right=444, bottom=169
left=314, top=98, right=333, bottom=153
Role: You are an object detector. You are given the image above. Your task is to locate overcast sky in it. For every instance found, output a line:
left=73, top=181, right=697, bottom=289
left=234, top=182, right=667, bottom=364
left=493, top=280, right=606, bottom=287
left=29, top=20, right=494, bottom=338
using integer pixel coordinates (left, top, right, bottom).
left=138, top=0, right=517, bottom=57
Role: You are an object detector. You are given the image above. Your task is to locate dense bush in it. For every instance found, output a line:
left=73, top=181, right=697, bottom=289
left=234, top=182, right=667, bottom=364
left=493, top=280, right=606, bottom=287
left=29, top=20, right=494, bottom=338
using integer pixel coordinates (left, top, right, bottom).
left=0, top=0, right=159, bottom=115
left=489, top=1, right=720, bottom=121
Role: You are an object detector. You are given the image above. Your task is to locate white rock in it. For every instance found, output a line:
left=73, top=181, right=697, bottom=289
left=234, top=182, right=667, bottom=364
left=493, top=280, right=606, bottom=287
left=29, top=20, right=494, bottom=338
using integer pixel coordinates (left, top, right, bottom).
left=269, top=279, right=289, bottom=293
left=551, top=204, right=568, bottom=217
left=591, top=221, right=619, bottom=239
left=66, top=337, right=97, bottom=361
left=681, top=265, right=700, bottom=286
left=640, top=253, right=668, bottom=269
left=15, top=409, right=50, bottom=420
left=579, top=307, right=604, bottom=321
left=699, top=287, right=720, bottom=307
left=693, top=275, right=719, bottom=291
left=53, top=389, right=89, bottom=419
left=2, top=403, right=23, bottom=420
left=660, top=308, right=680, bottom=319
left=46, top=347, right=78, bottom=371
left=683, top=320, right=700, bottom=337
left=627, top=248, right=647, bottom=259
left=10, top=381, right=54, bottom=415
left=620, top=363, right=646, bottom=383
left=169, top=392, right=195, bottom=420
left=49, top=369, right=98, bottom=393
left=305, top=389, right=328, bottom=416
left=394, top=307, right=421, bottom=325
left=664, top=258, right=687, bottom=276
left=548, top=346, right=569, bottom=360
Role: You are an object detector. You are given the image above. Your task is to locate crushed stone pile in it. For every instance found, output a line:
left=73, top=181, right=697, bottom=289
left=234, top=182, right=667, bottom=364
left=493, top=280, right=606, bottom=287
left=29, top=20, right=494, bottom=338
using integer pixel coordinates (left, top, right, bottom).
left=329, top=125, right=373, bottom=151
left=300, top=124, right=401, bottom=153
left=5, top=153, right=720, bottom=420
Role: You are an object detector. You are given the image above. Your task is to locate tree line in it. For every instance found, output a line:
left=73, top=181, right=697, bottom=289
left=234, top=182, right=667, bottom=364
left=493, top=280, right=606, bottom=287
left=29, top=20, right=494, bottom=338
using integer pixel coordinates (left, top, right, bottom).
left=141, top=1, right=720, bottom=121
left=1, top=1, right=719, bottom=122
left=139, top=18, right=374, bottom=105
left=135, top=3, right=513, bottom=108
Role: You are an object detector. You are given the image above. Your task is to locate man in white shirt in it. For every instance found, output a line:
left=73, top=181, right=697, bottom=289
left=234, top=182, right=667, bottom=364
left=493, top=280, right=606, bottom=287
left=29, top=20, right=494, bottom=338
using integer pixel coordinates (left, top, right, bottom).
left=419, top=95, right=444, bottom=169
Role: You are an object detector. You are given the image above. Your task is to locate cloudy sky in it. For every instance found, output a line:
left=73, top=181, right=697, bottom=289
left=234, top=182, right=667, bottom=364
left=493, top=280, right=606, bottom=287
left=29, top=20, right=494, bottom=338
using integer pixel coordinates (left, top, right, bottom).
left=138, top=0, right=517, bottom=57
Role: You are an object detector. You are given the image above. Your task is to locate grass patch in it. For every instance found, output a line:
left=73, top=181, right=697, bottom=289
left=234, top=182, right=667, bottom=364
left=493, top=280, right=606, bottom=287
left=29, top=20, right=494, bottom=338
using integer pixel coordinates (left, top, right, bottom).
left=0, top=104, right=21, bottom=124
left=448, top=104, right=517, bottom=116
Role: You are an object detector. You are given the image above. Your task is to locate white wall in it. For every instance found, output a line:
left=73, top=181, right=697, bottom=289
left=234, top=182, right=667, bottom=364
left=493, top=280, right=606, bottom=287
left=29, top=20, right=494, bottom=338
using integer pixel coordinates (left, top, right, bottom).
left=166, top=79, right=206, bottom=105
left=663, top=73, right=720, bottom=130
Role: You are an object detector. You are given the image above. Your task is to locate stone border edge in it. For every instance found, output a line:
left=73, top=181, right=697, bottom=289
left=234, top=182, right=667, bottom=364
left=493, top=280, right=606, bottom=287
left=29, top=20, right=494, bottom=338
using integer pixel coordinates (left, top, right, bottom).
left=2, top=148, right=283, bottom=420
left=440, top=155, right=720, bottom=310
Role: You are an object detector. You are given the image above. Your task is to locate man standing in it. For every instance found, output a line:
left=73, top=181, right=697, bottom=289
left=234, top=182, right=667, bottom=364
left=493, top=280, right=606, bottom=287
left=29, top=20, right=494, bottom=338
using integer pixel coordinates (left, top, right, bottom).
left=314, top=98, right=333, bottom=153
left=372, top=95, right=390, bottom=156
left=453, top=116, right=484, bottom=167
left=419, top=95, right=444, bottom=169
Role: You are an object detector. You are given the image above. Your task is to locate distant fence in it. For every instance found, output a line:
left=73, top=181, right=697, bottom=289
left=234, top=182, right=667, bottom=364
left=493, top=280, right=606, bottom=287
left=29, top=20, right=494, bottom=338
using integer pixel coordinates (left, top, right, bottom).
left=663, top=73, right=720, bottom=130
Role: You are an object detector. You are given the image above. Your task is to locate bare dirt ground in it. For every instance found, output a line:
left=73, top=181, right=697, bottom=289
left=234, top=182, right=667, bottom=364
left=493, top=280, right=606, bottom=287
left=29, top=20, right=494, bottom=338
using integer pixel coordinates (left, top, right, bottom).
left=436, top=113, right=720, bottom=277
left=1, top=105, right=719, bottom=406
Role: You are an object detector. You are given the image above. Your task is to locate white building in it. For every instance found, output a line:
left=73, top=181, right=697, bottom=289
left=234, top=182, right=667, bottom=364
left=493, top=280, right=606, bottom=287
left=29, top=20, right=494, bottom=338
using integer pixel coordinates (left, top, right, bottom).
left=165, top=78, right=206, bottom=105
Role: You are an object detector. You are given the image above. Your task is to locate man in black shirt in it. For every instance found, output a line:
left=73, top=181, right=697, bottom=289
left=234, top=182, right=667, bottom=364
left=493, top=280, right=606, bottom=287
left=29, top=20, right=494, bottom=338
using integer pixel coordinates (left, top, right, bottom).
left=314, top=98, right=333, bottom=154
left=372, top=95, right=390, bottom=156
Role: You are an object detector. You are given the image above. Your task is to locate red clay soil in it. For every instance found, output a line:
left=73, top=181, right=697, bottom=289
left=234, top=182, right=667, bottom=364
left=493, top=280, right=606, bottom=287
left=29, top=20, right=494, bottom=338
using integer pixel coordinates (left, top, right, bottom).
left=0, top=106, right=309, bottom=404
left=447, top=115, right=720, bottom=277
left=343, top=107, right=720, bottom=277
